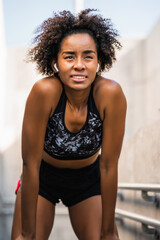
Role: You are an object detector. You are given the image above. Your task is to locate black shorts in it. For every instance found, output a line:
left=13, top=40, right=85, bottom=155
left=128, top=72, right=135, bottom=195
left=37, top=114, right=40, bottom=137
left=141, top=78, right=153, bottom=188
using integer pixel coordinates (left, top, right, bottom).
left=39, top=155, right=101, bottom=207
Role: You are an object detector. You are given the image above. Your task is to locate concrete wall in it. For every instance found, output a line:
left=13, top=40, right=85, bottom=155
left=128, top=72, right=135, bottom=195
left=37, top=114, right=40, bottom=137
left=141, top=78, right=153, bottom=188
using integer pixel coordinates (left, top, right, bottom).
left=104, top=20, right=160, bottom=139
left=119, top=119, right=160, bottom=183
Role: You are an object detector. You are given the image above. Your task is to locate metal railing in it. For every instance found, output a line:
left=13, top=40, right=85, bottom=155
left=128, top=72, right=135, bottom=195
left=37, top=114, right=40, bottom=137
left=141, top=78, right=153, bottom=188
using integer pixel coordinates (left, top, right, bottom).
left=115, top=208, right=160, bottom=238
left=118, top=183, right=160, bottom=192
left=117, top=183, right=160, bottom=239
left=116, top=208, right=160, bottom=228
left=118, top=183, right=160, bottom=206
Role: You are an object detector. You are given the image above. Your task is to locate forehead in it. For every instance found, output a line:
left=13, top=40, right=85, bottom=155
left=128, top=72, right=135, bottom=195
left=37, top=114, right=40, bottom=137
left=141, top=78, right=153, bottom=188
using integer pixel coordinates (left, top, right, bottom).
left=59, top=33, right=97, bottom=52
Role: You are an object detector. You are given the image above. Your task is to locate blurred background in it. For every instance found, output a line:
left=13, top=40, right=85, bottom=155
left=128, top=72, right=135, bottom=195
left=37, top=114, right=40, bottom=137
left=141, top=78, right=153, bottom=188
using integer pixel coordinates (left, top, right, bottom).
left=0, top=0, right=160, bottom=239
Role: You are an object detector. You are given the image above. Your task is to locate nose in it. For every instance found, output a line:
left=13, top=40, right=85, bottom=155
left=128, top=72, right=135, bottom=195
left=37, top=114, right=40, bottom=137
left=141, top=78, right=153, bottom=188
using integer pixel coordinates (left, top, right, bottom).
left=73, top=57, right=85, bottom=70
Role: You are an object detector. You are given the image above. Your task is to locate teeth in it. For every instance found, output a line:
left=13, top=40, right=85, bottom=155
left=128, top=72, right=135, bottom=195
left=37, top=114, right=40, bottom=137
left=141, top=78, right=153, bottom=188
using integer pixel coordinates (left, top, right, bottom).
left=72, top=76, right=85, bottom=79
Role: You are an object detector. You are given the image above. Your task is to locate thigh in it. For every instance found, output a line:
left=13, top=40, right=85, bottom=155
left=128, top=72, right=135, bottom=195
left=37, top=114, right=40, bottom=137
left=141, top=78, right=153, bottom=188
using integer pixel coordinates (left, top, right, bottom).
left=68, top=195, right=102, bottom=240
left=11, top=192, right=55, bottom=240
left=36, top=195, right=55, bottom=240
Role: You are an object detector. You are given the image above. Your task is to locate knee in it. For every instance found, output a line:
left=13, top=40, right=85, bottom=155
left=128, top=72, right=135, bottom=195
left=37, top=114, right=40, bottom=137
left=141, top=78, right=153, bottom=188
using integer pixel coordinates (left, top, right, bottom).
left=79, top=230, right=101, bottom=240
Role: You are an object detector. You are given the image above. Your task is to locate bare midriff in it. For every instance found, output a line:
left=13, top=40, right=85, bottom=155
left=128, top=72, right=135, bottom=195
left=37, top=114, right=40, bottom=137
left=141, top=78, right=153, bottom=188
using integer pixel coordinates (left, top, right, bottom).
left=42, top=150, right=100, bottom=169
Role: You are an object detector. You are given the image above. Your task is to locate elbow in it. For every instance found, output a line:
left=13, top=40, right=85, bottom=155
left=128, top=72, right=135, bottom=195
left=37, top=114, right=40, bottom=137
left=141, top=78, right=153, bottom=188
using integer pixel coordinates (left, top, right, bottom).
left=22, top=156, right=41, bottom=174
left=22, top=156, right=31, bottom=169
left=100, top=160, right=109, bottom=173
left=100, top=157, right=118, bottom=174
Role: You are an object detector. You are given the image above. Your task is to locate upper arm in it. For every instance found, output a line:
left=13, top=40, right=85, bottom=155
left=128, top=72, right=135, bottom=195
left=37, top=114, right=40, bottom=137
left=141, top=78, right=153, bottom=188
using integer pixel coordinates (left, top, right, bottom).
left=22, top=78, right=61, bottom=168
left=99, top=80, right=127, bottom=169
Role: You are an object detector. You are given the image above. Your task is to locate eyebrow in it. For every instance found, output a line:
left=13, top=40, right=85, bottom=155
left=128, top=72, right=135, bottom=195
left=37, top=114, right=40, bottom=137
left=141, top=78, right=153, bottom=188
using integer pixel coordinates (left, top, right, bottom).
left=62, top=50, right=96, bottom=55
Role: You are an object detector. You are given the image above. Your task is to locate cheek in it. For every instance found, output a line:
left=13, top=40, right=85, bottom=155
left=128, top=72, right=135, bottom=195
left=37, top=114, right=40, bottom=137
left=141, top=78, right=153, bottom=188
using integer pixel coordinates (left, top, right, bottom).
left=58, top=61, right=71, bottom=73
left=88, top=60, right=98, bottom=70
left=58, top=72, right=66, bottom=82
left=88, top=66, right=97, bottom=76
left=58, top=70, right=70, bottom=84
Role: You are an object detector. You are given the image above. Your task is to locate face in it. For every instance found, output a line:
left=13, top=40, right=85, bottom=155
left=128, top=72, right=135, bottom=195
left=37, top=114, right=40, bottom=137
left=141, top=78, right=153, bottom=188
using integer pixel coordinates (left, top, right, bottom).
left=56, top=33, right=99, bottom=90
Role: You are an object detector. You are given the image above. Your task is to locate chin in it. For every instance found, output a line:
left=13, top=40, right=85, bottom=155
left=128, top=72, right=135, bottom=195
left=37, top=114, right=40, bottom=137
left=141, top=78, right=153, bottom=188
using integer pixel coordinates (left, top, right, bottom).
left=70, top=82, right=91, bottom=91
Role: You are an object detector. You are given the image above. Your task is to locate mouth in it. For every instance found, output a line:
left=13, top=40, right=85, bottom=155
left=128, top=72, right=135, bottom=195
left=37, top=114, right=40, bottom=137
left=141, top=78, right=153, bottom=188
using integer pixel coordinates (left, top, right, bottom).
left=70, top=75, right=87, bottom=82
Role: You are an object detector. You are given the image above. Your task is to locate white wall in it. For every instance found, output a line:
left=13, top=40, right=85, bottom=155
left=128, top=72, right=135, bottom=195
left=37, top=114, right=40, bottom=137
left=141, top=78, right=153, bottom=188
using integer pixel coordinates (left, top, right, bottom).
left=104, top=20, right=160, bottom=139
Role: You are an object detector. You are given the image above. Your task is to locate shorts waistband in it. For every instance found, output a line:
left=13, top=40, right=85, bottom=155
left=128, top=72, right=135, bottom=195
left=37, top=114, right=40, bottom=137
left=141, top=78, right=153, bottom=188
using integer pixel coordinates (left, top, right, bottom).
left=41, top=155, right=100, bottom=174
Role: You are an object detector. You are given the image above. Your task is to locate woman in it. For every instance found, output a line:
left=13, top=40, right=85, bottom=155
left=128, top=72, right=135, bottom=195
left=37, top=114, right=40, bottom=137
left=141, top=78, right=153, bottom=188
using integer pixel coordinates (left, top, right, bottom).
left=12, top=9, right=127, bottom=240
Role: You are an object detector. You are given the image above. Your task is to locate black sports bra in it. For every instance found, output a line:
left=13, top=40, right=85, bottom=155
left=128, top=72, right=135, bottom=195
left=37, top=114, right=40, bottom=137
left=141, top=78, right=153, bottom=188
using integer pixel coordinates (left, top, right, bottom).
left=44, top=87, right=102, bottom=160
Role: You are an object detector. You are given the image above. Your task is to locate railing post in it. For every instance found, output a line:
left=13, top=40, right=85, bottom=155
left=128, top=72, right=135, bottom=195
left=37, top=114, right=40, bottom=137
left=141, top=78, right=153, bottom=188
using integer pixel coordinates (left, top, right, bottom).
left=142, top=191, right=159, bottom=207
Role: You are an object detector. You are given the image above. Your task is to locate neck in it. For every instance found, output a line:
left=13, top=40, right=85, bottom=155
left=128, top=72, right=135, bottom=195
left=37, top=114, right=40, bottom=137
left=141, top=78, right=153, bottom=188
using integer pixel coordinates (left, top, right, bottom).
left=64, top=86, right=91, bottom=110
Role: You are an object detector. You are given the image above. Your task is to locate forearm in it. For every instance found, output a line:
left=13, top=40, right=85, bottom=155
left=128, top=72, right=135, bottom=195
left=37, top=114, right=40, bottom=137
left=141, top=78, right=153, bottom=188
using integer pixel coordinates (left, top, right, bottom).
left=21, top=165, right=39, bottom=238
left=100, top=165, right=118, bottom=237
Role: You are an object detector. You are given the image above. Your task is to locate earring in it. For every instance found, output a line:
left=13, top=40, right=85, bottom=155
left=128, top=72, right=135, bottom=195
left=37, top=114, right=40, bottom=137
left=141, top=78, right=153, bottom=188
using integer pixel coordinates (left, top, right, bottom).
left=54, top=63, right=59, bottom=72
left=96, top=63, right=99, bottom=73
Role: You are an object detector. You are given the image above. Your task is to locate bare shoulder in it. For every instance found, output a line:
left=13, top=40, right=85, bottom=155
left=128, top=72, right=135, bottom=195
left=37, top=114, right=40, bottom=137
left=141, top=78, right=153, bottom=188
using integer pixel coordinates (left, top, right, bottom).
left=93, top=76, right=127, bottom=119
left=94, top=76, right=125, bottom=98
left=30, top=76, right=62, bottom=99
left=26, top=76, right=63, bottom=117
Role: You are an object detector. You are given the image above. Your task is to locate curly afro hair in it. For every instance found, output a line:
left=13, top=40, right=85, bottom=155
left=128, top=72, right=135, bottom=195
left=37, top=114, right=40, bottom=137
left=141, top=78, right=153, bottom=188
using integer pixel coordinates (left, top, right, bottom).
left=28, top=8, right=122, bottom=76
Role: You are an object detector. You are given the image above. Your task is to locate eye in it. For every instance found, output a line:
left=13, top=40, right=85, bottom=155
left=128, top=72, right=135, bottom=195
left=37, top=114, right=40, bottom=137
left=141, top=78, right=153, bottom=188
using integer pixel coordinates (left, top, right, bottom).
left=85, top=56, right=93, bottom=59
left=64, top=56, right=74, bottom=59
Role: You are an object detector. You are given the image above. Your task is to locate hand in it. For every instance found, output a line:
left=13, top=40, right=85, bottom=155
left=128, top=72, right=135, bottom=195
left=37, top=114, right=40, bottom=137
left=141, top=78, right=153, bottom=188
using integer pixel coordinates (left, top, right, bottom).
left=101, top=233, right=120, bottom=240
left=15, top=235, right=25, bottom=240
left=15, top=234, right=35, bottom=240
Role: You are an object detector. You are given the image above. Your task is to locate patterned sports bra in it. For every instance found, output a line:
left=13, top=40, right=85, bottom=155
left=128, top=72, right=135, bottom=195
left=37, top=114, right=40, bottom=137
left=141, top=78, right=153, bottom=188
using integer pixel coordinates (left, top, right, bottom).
left=44, top=86, right=102, bottom=160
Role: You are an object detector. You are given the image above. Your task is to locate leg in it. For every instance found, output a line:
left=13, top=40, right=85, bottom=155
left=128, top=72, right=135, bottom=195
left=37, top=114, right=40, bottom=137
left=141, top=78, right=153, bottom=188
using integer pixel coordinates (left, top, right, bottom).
left=11, top=191, right=22, bottom=240
left=36, top=195, right=55, bottom=240
left=68, top=195, right=119, bottom=240
left=68, top=195, right=102, bottom=240
left=11, top=192, right=55, bottom=240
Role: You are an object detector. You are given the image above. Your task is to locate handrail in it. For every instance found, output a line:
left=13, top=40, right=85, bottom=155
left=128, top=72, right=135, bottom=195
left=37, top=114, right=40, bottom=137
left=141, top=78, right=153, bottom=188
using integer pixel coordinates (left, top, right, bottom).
left=116, top=209, right=160, bottom=228
left=118, top=183, right=160, bottom=192
left=118, top=183, right=160, bottom=206
left=115, top=208, right=160, bottom=237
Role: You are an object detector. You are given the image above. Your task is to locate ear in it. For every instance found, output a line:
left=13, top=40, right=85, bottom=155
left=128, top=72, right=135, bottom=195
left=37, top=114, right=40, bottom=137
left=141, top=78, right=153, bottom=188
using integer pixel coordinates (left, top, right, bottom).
left=96, top=61, right=101, bottom=73
left=51, top=61, right=59, bottom=73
